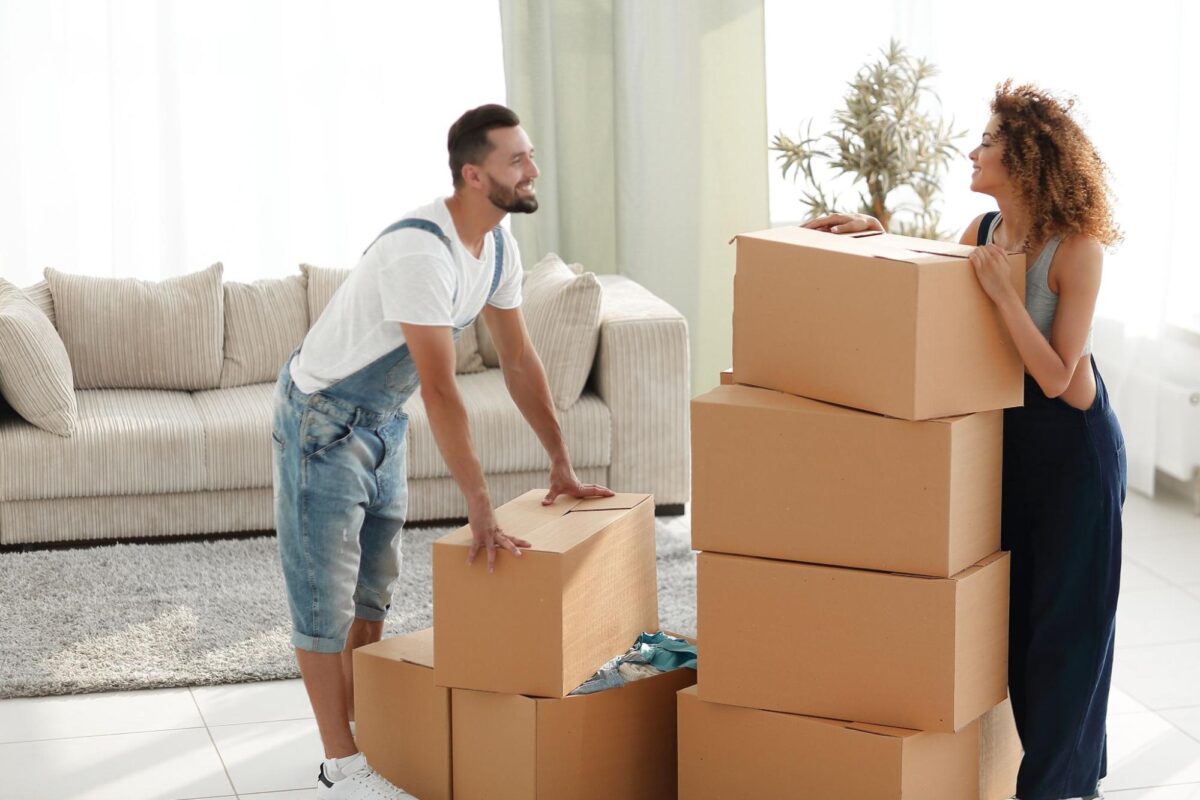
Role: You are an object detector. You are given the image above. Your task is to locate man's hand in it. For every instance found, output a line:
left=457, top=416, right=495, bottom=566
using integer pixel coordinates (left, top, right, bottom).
left=542, top=462, right=616, bottom=506
left=466, top=501, right=532, bottom=574
left=802, top=213, right=884, bottom=235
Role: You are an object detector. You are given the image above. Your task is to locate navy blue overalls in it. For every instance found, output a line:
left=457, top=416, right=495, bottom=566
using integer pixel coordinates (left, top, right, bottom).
left=982, top=211, right=1128, bottom=799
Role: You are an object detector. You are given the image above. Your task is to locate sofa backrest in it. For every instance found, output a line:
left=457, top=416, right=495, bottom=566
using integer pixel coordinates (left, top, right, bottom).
left=220, top=274, right=309, bottom=387
left=45, top=263, right=226, bottom=391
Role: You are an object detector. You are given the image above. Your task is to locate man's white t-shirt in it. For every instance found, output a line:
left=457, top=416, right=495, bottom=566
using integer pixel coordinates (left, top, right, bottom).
left=290, top=198, right=523, bottom=394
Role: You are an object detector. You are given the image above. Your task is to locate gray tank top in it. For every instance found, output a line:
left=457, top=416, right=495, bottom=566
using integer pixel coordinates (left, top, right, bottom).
left=984, top=214, right=1093, bottom=355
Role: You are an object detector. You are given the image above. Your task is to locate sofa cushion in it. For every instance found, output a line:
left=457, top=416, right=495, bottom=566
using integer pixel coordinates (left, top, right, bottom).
left=0, top=389, right=207, bottom=502
left=301, top=263, right=487, bottom=375
left=193, top=383, right=274, bottom=489
left=22, top=281, right=55, bottom=327
left=403, top=369, right=611, bottom=479
left=0, top=280, right=77, bottom=436
left=478, top=253, right=601, bottom=409
left=300, top=263, right=349, bottom=323
left=45, top=263, right=225, bottom=390
left=221, top=275, right=309, bottom=387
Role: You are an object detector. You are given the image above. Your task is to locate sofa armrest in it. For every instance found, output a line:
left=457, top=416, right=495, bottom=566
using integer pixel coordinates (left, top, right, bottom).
left=591, top=275, right=690, bottom=506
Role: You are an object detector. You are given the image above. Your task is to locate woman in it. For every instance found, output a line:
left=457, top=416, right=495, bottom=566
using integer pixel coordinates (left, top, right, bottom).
left=806, top=81, right=1126, bottom=800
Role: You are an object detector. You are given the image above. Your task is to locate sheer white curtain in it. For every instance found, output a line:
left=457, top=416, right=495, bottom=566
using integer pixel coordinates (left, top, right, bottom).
left=0, top=0, right=504, bottom=286
left=501, top=0, right=769, bottom=395
left=766, top=0, right=1197, bottom=495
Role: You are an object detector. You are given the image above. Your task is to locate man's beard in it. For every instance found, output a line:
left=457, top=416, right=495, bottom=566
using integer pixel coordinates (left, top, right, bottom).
left=487, top=179, right=538, bottom=214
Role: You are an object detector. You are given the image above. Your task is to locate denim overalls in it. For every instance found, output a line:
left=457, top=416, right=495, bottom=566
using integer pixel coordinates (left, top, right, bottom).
left=272, top=220, right=504, bottom=653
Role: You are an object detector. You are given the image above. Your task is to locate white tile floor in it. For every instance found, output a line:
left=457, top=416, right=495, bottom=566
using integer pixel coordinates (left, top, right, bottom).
left=1, top=489, right=1197, bottom=800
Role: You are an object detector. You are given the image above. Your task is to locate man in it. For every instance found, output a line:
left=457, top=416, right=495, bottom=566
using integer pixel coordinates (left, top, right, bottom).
left=271, top=104, right=613, bottom=799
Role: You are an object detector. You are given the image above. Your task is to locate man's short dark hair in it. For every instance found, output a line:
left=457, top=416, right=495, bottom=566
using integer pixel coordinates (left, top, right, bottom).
left=447, top=104, right=521, bottom=188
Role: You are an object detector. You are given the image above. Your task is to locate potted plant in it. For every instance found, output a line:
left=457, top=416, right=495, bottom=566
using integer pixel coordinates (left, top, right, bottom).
left=771, top=39, right=965, bottom=240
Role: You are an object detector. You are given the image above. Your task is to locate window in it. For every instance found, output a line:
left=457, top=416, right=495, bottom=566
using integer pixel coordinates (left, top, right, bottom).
left=0, top=0, right=505, bottom=284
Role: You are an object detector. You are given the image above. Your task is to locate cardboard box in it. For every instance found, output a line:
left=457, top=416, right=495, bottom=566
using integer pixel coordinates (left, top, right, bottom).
left=692, top=384, right=1002, bottom=577
left=719, top=368, right=734, bottom=385
left=732, top=226, right=1025, bottom=420
left=433, top=490, right=658, bottom=697
left=980, top=697, right=1023, bottom=800
left=677, top=685, right=980, bottom=799
left=697, top=551, right=1009, bottom=732
left=452, top=666, right=696, bottom=800
left=352, top=628, right=451, bottom=800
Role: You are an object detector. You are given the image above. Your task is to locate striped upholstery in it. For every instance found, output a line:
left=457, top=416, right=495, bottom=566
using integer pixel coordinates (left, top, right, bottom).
left=504, top=253, right=602, bottom=409
left=0, top=472, right=613, bottom=545
left=0, top=389, right=207, bottom=502
left=476, top=315, right=499, bottom=368
left=0, top=280, right=77, bottom=436
left=22, top=281, right=55, bottom=327
left=301, top=263, right=491, bottom=375
left=220, top=275, right=309, bottom=387
left=0, top=269, right=692, bottom=544
left=0, top=374, right=610, bottom=500
left=594, top=275, right=690, bottom=504
left=404, top=370, right=611, bottom=479
left=45, top=264, right=225, bottom=390
left=454, top=322, right=487, bottom=374
left=300, top=263, right=349, bottom=322
left=193, top=383, right=274, bottom=490
left=0, top=488, right=274, bottom=546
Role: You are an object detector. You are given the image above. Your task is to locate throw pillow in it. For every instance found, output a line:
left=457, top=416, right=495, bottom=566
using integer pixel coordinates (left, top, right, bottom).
left=23, top=281, right=55, bottom=327
left=300, top=263, right=487, bottom=375
left=220, top=274, right=310, bottom=387
left=507, top=253, right=602, bottom=410
left=45, top=263, right=225, bottom=390
left=0, top=279, right=77, bottom=436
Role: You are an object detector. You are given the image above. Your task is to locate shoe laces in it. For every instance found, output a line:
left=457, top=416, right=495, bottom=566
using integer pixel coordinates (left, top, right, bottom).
left=351, top=765, right=412, bottom=798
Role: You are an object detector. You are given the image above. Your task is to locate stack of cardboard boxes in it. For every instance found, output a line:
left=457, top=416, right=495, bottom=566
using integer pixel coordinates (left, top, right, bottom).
left=679, top=226, right=1027, bottom=799
left=354, top=489, right=697, bottom=800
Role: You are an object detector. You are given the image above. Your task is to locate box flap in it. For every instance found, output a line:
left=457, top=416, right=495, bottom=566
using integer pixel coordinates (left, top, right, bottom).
left=736, top=225, right=963, bottom=265
left=695, top=384, right=960, bottom=427
left=868, top=232, right=976, bottom=259
left=357, top=627, right=434, bottom=669
left=950, top=551, right=1009, bottom=581
left=435, top=491, right=651, bottom=554
left=434, top=490, right=576, bottom=548
left=845, top=721, right=922, bottom=739
left=682, top=687, right=919, bottom=739
left=567, top=492, right=651, bottom=512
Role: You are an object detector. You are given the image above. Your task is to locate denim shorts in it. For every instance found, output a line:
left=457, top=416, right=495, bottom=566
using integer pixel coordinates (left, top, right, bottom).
left=271, top=362, right=410, bottom=653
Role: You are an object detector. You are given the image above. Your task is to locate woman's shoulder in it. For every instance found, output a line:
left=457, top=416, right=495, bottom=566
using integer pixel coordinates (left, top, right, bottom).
left=1048, top=233, right=1103, bottom=294
left=958, top=212, right=993, bottom=246
left=1055, top=233, right=1103, bottom=260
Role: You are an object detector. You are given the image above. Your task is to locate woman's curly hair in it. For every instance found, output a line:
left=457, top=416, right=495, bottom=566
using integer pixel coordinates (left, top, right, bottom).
left=991, top=80, right=1121, bottom=248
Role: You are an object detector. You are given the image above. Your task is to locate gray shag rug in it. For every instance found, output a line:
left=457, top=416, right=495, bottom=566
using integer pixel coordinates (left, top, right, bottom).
left=0, top=514, right=696, bottom=699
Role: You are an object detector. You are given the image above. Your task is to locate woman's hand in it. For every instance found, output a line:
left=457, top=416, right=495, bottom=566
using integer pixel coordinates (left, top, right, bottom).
left=802, top=213, right=884, bottom=235
left=968, top=243, right=1020, bottom=306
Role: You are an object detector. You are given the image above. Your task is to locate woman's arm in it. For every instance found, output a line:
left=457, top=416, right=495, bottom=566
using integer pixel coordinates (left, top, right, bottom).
left=969, top=237, right=1102, bottom=398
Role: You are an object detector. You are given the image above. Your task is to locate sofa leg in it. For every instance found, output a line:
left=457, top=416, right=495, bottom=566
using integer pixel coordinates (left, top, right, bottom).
left=654, top=503, right=685, bottom=517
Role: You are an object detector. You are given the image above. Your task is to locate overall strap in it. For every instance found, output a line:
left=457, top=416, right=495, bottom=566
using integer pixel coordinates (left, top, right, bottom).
left=977, top=211, right=1000, bottom=246
left=487, top=227, right=505, bottom=301
left=363, top=218, right=452, bottom=255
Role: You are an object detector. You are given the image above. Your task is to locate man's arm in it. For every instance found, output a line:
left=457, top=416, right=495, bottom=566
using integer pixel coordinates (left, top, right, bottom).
left=401, top=322, right=530, bottom=571
left=480, top=304, right=613, bottom=504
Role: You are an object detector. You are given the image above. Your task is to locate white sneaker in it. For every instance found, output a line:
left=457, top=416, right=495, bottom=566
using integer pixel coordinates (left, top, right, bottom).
left=315, top=752, right=415, bottom=798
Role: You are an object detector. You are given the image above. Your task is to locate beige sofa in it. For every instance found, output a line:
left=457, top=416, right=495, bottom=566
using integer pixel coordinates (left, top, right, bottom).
left=0, top=261, right=690, bottom=547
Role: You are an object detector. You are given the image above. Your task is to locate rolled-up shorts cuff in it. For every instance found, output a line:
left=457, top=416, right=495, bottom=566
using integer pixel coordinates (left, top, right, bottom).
left=291, top=631, right=348, bottom=654
left=354, top=603, right=389, bottom=622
